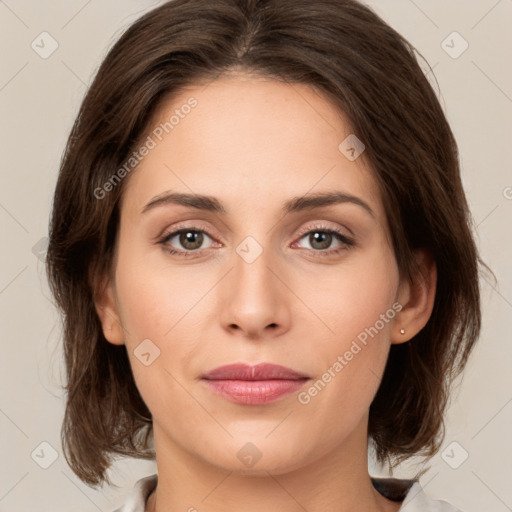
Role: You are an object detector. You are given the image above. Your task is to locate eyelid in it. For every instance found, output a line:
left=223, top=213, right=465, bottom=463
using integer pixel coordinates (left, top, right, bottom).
left=158, top=220, right=222, bottom=242
left=294, top=222, right=351, bottom=240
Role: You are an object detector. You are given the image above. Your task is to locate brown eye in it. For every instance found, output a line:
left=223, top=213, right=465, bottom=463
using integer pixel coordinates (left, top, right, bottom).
left=296, top=227, right=354, bottom=254
left=307, top=231, right=333, bottom=250
left=179, top=230, right=204, bottom=250
left=160, top=228, right=214, bottom=253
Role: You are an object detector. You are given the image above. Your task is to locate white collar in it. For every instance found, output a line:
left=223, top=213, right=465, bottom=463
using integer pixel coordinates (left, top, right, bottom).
left=112, top=473, right=463, bottom=512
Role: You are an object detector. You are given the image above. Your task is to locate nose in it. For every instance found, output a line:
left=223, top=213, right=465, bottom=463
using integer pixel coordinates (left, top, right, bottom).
left=219, top=242, right=291, bottom=340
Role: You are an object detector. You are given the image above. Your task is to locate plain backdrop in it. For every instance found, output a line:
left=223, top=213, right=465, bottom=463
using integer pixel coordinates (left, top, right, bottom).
left=0, top=1, right=511, bottom=511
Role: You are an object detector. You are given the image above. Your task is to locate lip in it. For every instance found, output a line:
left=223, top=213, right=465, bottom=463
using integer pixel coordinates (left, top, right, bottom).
left=201, top=363, right=310, bottom=405
left=202, top=363, right=309, bottom=380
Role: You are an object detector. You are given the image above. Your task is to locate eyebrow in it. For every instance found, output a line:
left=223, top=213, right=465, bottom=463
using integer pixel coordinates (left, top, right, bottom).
left=141, top=191, right=374, bottom=217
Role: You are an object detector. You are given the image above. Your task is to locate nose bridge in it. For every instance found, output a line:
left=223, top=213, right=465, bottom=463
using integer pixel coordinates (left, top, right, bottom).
left=219, top=231, right=289, bottom=336
left=232, top=233, right=277, bottom=300
left=230, top=204, right=276, bottom=281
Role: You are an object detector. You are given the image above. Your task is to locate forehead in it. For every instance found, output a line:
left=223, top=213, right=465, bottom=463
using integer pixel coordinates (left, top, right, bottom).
left=122, top=73, right=385, bottom=223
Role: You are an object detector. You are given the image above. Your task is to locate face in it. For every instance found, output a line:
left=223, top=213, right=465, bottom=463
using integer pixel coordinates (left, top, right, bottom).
left=99, top=73, right=410, bottom=475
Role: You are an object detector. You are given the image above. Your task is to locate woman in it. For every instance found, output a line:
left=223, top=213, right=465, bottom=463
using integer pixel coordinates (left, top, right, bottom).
left=46, top=1, right=485, bottom=510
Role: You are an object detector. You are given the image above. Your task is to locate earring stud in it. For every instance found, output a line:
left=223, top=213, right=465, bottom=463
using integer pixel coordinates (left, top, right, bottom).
left=400, top=329, right=405, bottom=335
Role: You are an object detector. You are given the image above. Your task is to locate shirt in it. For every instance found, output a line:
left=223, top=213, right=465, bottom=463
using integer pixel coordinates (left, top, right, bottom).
left=111, top=473, right=464, bottom=512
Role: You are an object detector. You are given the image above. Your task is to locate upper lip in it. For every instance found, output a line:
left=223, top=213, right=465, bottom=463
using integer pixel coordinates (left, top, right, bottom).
left=202, top=363, right=309, bottom=381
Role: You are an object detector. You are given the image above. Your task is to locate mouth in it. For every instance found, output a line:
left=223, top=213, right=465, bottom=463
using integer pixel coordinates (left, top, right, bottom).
left=201, top=362, right=310, bottom=405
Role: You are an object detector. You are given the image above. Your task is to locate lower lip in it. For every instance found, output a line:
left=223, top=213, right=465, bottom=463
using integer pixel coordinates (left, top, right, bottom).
left=202, top=379, right=309, bottom=405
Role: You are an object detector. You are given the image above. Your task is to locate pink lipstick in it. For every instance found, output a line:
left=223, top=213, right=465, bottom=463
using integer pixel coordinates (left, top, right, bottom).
left=201, top=363, right=310, bottom=405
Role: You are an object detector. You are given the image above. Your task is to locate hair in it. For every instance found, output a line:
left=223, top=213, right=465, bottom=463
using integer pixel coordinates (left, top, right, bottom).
left=46, top=0, right=486, bottom=488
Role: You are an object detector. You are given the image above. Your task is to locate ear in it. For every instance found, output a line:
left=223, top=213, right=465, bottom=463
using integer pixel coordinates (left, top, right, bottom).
left=92, top=273, right=125, bottom=346
left=392, top=249, right=437, bottom=344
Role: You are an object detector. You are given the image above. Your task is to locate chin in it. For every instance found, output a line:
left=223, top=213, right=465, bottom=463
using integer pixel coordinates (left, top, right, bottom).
left=196, top=438, right=314, bottom=476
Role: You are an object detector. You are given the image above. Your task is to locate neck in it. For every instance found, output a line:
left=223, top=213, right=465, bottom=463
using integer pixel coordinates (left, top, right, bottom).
left=146, top=417, right=401, bottom=512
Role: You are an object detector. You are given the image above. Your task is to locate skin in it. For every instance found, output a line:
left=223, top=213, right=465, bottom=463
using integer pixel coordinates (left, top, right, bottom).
left=95, top=73, right=436, bottom=512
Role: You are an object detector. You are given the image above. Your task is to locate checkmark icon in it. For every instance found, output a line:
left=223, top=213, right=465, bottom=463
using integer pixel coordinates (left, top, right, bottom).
left=134, top=339, right=161, bottom=366
left=441, top=31, right=468, bottom=59
left=236, top=236, right=263, bottom=263
left=31, top=31, right=58, bottom=59
left=237, top=442, right=262, bottom=468
left=441, top=441, right=468, bottom=469
left=31, top=441, right=59, bottom=469
left=338, top=134, right=365, bottom=161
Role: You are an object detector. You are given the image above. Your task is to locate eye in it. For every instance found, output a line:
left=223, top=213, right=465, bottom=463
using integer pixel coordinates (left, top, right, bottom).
left=157, top=224, right=355, bottom=258
left=158, top=227, right=216, bottom=256
left=294, top=225, right=354, bottom=255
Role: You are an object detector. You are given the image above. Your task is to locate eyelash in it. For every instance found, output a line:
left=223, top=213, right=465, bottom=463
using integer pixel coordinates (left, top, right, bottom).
left=157, top=223, right=355, bottom=258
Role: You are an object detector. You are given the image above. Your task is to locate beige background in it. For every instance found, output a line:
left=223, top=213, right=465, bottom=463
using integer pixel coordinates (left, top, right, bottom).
left=0, top=1, right=511, bottom=511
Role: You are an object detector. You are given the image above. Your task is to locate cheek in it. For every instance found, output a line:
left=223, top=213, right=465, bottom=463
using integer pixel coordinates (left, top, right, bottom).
left=301, top=243, right=399, bottom=343
left=114, top=244, right=209, bottom=340
left=295, top=245, right=399, bottom=408
left=112, top=245, right=213, bottom=404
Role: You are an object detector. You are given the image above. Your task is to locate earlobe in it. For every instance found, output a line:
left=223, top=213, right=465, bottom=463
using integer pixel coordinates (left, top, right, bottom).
left=93, top=275, right=125, bottom=346
left=392, top=249, right=437, bottom=344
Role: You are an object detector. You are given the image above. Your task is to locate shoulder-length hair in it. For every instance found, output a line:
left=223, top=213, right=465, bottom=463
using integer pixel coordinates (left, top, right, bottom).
left=46, top=0, right=485, bottom=487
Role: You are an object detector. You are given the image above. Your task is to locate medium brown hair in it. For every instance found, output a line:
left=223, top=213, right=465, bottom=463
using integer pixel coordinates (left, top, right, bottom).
left=46, top=0, right=485, bottom=487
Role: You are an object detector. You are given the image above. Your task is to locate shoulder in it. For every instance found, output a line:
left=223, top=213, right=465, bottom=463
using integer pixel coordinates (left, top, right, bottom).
left=111, top=474, right=158, bottom=512
left=371, top=476, right=466, bottom=512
